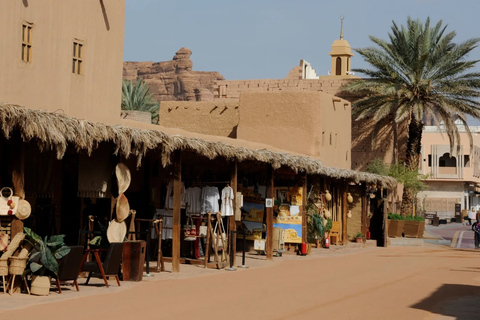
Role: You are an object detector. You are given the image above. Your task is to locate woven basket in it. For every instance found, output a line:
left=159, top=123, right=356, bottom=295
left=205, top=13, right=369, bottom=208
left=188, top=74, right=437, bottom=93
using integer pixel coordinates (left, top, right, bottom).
left=8, top=256, right=27, bottom=275
left=0, top=259, right=8, bottom=276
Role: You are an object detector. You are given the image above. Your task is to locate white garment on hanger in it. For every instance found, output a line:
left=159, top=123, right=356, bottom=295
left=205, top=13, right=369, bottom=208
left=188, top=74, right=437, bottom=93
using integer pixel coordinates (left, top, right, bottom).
left=201, top=186, right=220, bottom=214
left=221, top=186, right=234, bottom=217
left=165, top=181, right=186, bottom=209
left=185, top=186, right=202, bottom=214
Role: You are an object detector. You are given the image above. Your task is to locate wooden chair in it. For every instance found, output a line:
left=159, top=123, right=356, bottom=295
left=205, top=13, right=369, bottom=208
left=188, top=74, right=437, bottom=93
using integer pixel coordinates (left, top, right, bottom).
left=53, top=246, right=84, bottom=293
left=329, top=221, right=341, bottom=245
left=82, top=242, right=123, bottom=287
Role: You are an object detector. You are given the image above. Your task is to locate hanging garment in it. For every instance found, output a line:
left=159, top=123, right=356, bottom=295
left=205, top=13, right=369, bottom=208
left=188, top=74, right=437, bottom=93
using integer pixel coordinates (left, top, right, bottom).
left=165, top=181, right=186, bottom=209
left=201, top=186, right=220, bottom=214
left=185, top=186, right=202, bottom=214
left=221, top=186, right=234, bottom=217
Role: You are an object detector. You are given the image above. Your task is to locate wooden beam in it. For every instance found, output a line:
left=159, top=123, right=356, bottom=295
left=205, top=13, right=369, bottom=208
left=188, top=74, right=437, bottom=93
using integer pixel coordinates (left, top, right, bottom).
left=301, top=173, right=307, bottom=244
left=172, top=150, right=182, bottom=273
left=342, top=186, right=348, bottom=245
left=266, top=164, right=274, bottom=261
left=229, top=161, right=238, bottom=266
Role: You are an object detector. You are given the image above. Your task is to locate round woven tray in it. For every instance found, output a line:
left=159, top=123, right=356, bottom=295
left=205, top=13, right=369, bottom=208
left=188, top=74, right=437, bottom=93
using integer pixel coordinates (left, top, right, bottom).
left=8, top=256, right=27, bottom=275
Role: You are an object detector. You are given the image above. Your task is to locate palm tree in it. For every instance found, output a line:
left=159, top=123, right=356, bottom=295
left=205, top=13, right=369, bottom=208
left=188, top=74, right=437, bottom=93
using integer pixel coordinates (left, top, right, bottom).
left=122, top=78, right=160, bottom=124
left=342, top=17, right=480, bottom=215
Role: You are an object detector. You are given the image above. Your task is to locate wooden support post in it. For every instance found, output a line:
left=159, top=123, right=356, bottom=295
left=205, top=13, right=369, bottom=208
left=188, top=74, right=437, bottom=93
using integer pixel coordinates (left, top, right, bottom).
left=302, top=173, right=307, bottom=244
left=342, top=186, right=348, bottom=245
left=382, top=187, right=388, bottom=247
left=229, top=161, right=237, bottom=266
left=266, top=164, right=274, bottom=261
left=361, top=183, right=367, bottom=244
left=172, top=150, right=181, bottom=273
left=11, top=139, right=25, bottom=239
left=205, top=212, right=212, bottom=267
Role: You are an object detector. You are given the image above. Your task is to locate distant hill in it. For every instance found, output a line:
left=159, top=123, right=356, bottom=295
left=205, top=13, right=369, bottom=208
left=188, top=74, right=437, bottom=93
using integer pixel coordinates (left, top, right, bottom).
left=123, top=47, right=224, bottom=102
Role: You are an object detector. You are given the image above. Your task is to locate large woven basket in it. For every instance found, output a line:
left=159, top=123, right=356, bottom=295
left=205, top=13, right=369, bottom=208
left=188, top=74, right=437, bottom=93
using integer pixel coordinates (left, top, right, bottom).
left=0, top=259, right=8, bottom=276
left=8, top=256, right=27, bottom=275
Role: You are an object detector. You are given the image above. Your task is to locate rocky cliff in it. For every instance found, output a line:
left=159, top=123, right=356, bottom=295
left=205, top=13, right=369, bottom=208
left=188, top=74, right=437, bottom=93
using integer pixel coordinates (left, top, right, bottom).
left=123, top=47, right=224, bottom=102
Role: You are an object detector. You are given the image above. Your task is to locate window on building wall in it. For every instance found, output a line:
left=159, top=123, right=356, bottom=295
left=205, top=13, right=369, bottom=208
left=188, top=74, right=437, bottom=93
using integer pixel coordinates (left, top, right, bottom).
left=464, top=155, right=470, bottom=167
left=72, top=40, right=84, bottom=75
left=22, top=22, right=33, bottom=62
left=329, top=133, right=332, bottom=146
left=428, top=155, right=432, bottom=167
left=439, top=153, right=456, bottom=167
left=336, top=57, right=341, bottom=75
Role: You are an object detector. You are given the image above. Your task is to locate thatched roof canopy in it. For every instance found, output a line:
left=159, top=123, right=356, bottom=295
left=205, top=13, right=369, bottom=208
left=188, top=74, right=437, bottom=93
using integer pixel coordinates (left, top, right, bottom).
left=0, top=104, right=396, bottom=188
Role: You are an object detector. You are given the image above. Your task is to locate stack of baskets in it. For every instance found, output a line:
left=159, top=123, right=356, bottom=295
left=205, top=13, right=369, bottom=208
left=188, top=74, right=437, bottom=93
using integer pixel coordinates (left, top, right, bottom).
left=0, top=233, right=26, bottom=293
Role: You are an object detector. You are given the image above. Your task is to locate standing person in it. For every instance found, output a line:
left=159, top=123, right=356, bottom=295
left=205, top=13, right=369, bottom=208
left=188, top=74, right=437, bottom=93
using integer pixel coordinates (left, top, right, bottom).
left=473, top=211, right=480, bottom=249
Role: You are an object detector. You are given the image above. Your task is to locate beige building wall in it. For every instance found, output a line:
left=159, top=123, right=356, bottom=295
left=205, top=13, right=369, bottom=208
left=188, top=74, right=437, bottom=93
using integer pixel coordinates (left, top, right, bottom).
left=159, top=100, right=239, bottom=137
left=418, top=126, right=480, bottom=213
left=237, top=91, right=351, bottom=169
left=214, top=78, right=349, bottom=100
left=0, top=0, right=125, bottom=125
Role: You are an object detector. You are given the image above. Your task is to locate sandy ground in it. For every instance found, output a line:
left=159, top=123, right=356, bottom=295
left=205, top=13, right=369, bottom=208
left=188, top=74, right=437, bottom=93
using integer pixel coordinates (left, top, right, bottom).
left=1, top=244, right=480, bottom=320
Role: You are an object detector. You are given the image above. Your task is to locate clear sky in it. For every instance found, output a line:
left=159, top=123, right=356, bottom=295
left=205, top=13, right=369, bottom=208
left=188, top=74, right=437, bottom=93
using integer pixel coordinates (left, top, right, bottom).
left=124, top=0, right=480, bottom=80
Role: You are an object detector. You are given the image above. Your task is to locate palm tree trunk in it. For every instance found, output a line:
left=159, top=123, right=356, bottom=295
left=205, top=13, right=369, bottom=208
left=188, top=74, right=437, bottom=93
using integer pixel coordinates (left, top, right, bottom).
left=400, top=118, right=423, bottom=216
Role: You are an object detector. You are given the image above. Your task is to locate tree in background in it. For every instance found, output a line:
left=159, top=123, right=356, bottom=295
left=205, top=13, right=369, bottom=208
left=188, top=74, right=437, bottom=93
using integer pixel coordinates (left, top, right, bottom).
left=342, top=17, right=480, bottom=215
left=122, top=78, right=159, bottom=124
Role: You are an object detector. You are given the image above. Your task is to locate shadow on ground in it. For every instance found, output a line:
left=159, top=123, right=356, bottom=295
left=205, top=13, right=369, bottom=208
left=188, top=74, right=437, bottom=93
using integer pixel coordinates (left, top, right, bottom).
left=410, top=284, right=480, bottom=320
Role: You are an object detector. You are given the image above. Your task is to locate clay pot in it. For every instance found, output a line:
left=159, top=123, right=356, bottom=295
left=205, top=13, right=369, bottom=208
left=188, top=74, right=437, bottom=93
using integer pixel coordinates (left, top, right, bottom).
left=347, top=193, right=353, bottom=203
left=324, top=190, right=332, bottom=202
left=323, top=209, right=332, bottom=219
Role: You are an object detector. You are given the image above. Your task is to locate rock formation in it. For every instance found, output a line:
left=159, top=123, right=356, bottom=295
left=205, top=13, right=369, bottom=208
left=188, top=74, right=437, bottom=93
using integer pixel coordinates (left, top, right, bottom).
left=123, top=47, right=224, bottom=102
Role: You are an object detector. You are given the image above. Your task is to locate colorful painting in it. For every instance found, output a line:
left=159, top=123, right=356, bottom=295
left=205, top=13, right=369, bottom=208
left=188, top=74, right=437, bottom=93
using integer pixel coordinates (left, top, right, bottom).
left=273, top=223, right=302, bottom=243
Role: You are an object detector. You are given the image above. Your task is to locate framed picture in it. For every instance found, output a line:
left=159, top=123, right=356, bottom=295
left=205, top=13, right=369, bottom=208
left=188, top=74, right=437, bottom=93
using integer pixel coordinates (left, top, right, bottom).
left=265, top=198, right=273, bottom=208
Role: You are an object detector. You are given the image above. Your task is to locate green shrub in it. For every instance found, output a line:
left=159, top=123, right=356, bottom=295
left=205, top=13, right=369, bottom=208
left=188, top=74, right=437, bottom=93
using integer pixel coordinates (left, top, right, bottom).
left=388, top=213, right=404, bottom=220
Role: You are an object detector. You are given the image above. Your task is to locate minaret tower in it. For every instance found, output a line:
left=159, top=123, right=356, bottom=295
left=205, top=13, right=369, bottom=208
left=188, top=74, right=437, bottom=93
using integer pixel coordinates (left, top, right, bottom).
left=328, top=16, right=356, bottom=78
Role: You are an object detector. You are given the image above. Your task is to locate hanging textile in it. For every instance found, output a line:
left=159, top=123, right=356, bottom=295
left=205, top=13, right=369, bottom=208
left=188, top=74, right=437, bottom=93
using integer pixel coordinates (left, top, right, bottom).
left=201, top=186, right=220, bottom=214
left=220, top=186, right=234, bottom=217
left=185, top=186, right=202, bottom=214
left=165, top=181, right=186, bottom=210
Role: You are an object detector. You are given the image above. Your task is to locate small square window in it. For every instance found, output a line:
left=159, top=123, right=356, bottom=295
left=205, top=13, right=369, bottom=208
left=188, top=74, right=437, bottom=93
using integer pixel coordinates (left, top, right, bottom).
left=72, top=40, right=84, bottom=75
left=22, top=22, right=33, bottom=62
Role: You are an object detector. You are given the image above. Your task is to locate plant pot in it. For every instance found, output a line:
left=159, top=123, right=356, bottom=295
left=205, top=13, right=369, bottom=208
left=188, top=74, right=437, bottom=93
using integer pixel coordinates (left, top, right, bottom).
left=388, top=220, right=405, bottom=238
left=403, top=220, right=425, bottom=238
left=417, top=221, right=425, bottom=238
left=30, top=275, right=51, bottom=296
left=8, top=257, right=27, bottom=275
left=355, top=237, right=362, bottom=243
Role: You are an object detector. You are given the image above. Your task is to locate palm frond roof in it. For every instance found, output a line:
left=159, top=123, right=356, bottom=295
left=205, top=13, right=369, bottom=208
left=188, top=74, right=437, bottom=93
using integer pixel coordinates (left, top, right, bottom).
left=0, top=104, right=396, bottom=188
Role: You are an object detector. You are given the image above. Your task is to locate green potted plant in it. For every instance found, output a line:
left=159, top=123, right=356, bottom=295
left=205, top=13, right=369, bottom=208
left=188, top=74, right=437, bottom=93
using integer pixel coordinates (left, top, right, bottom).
left=387, top=213, right=405, bottom=238
left=307, top=212, right=325, bottom=248
left=23, top=227, right=71, bottom=296
left=354, top=232, right=363, bottom=243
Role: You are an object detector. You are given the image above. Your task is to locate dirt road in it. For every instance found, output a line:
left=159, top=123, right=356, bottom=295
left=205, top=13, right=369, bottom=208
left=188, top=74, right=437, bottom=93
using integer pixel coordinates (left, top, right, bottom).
left=2, top=245, right=480, bottom=320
